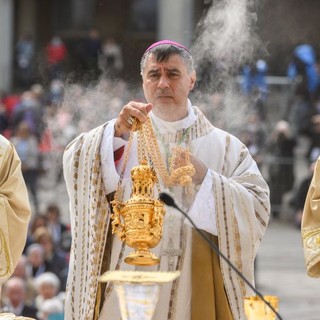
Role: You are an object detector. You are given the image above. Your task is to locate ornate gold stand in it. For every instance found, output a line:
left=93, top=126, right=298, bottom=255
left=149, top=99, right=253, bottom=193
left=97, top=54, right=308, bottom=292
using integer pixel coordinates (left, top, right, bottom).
left=100, top=270, right=180, bottom=320
left=244, top=295, right=279, bottom=320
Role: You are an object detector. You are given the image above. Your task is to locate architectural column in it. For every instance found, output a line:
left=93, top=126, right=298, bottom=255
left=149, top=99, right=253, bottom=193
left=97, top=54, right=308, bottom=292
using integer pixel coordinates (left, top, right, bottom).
left=71, top=0, right=95, bottom=29
left=0, top=0, right=14, bottom=91
left=15, top=0, right=37, bottom=39
left=158, top=0, right=194, bottom=47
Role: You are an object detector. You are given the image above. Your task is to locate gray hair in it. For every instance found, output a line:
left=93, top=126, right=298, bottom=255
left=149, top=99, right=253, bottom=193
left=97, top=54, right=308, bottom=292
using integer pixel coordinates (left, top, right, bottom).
left=3, top=276, right=26, bottom=292
left=34, top=272, right=60, bottom=292
left=26, top=243, right=45, bottom=257
left=140, top=44, right=195, bottom=75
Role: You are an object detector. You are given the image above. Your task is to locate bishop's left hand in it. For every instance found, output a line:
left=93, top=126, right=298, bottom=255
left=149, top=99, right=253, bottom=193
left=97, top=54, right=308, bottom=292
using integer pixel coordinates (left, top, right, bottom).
left=189, top=154, right=208, bottom=185
left=171, top=150, right=208, bottom=186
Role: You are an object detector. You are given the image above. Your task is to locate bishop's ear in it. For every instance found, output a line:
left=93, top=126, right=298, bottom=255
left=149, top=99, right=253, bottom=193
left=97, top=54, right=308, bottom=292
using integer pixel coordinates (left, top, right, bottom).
left=189, top=70, right=196, bottom=90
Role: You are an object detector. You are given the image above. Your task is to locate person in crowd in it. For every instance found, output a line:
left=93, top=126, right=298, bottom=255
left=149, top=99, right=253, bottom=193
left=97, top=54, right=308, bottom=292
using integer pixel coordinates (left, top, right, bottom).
left=34, top=272, right=61, bottom=305
left=10, top=255, right=28, bottom=280
left=286, top=44, right=319, bottom=137
left=47, top=79, right=64, bottom=106
left=27, top=215, right=48, bottom=248
left=63, top=40, right=270, bottom=319
left=11, top=90, right=42, bottom=140
left=15, top=33, right=35, bottom=88
left=32, top=227, right=68, bottom=290
left=10, top=255, right=37, bottom=305
left=287, top=44, right=319, bottom=97
left=30, top=83, right=45, bottom=98
left=1, top=91, right=21, bottom=137
left=37, top=297, right=64, bottom=320
left=25, top=243, right=47, bottom=279
left=0, top=100, right=9, bottom=134
left=241, top=59, right=268, bottom=121
left=11, top=121, right=40, bottom=213
left=239, top=112, right=267, bottom=170
left=301, top=155, right=320, bottom=278
left=44, top=204, right=68, bottom=250
left=45, top=36, right=68, bottom=80
left=83, top=28, right=102, bottom=79
left=1, top=277, right=38, bottom=319
left=267, top=120, right=297, bottom=218
left=100, top=36, right=123, bottom=77
left=0, top=134, right=31, bottom=298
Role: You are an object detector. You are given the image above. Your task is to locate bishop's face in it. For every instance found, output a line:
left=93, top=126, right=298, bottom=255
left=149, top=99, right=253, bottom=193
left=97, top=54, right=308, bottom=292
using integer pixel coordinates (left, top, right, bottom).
left=142, top=53, right=196, bottom=121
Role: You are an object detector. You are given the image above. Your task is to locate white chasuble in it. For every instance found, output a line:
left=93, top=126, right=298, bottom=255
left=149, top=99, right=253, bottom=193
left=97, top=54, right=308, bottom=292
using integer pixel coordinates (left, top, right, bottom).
left=63, top=104, right=270, bottom=320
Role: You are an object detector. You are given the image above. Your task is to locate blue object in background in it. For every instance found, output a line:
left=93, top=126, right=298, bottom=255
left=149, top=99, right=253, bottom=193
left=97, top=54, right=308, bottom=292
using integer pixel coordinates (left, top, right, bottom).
left=48, top=314, right=64, bottom=320
left=287, top=44, right=319, bottom=94
left=241, top=59, right=268, bottom=100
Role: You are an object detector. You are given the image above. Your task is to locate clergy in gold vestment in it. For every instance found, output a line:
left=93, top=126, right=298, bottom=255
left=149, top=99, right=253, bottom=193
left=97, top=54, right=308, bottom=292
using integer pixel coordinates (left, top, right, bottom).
left=63, top=40, right=270, bottom=320
left=302, top=156, right=320, bottom=277
left=0, top=135, right=31, bottom=297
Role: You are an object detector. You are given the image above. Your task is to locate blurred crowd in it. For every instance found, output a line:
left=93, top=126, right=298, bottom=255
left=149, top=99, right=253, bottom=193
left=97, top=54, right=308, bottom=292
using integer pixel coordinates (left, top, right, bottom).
left=239, top=44, right=320, bottom=228
left=14, top=28, right=124, bottom=89
left=0, top=204, right=69, bottom=319
left=1, top=31, right=320, bottom=318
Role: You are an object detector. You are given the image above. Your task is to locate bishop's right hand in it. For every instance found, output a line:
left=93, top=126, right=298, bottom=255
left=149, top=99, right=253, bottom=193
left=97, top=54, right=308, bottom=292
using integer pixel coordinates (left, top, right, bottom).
left=114, top=101, right=153, bottom=139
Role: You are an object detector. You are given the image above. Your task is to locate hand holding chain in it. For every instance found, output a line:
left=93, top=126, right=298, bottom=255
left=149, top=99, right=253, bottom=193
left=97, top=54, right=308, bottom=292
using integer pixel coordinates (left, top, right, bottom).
left=111, top=116, right=195, bottom=266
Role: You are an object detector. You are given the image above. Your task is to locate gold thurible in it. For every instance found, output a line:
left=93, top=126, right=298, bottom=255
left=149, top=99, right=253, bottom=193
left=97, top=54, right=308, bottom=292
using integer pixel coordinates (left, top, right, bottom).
left=112, top=159, right=165, bottom=266
left=111, top=117, right=166, bottom=266
left=111, top=116, right=195, bottom=266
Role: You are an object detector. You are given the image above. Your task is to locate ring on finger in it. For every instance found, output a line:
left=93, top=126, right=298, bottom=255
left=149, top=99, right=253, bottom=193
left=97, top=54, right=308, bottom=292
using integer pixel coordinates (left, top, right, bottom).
left=126, top=116, right=134, bottom=126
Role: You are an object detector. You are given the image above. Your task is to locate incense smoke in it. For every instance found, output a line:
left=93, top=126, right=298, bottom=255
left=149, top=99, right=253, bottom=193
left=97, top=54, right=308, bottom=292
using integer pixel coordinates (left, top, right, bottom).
left=192, top=0, right=260, bottom=70
left=191, top=0, right=264, bottom=134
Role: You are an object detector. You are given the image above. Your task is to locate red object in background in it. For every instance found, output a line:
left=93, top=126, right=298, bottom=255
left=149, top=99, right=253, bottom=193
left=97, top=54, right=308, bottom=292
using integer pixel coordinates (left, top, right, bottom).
left=1, top=94, right=21, bottom=138
left=2, top=94, right=20, bottom=117
left=46, top=43, right=67, bottom=65
left=38, top=128, right=53, bottom=153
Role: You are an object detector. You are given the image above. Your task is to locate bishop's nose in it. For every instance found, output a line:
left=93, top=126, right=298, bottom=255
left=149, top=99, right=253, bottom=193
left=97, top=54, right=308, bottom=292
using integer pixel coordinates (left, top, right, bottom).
left=157, top=75, right=170, bottom=89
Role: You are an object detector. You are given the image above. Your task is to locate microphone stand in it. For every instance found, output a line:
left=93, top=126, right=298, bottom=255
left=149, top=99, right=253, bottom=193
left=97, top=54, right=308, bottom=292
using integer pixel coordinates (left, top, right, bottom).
left=159, top=192, right=283, bottom=320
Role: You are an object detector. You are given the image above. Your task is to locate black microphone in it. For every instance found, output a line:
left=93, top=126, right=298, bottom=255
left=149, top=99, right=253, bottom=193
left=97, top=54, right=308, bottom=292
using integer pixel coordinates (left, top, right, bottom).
left=159, top=192, right=283, bottom=320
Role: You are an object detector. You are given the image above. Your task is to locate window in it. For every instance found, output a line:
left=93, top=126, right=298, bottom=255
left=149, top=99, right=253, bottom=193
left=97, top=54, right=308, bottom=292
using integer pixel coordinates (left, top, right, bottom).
left=128, top=0, right=158, bottom=33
